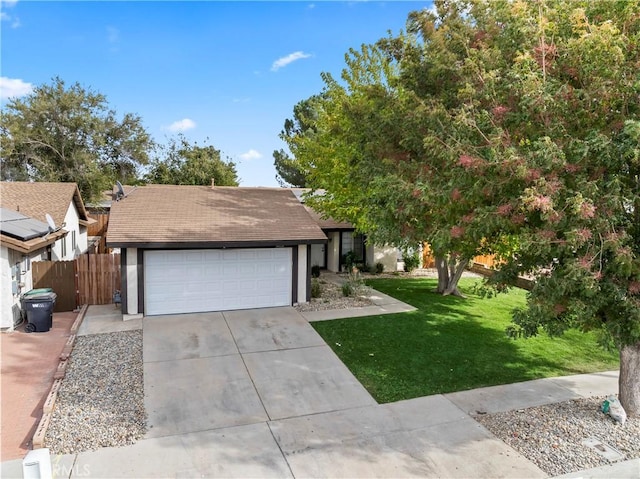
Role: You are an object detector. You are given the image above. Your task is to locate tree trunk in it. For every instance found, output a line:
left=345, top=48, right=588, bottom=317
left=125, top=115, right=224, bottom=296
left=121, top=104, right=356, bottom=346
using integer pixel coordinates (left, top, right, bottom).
left=619, top=341, right=640, bottom=417
left=434, top=254, right=470, bottom=297
left=435, top=255, right=449, bottom=293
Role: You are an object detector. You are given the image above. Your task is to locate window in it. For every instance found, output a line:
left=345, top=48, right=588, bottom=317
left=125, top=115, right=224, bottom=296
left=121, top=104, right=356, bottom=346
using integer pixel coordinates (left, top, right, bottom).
left=61, top=236, right=67, bottom=257
left=340, top=232, right=366, bottom=265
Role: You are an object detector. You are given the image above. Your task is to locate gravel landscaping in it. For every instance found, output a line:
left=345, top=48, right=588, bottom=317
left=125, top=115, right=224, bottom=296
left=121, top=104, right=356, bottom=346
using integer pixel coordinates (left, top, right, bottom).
left=295, top=278, right=373, bottom=312
left=474, top=396, right=640, bottom=476
left=44, top=330, right=146, bottom=454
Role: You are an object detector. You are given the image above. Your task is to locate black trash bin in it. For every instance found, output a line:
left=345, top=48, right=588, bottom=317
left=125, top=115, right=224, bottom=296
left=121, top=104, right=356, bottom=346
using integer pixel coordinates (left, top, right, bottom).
left=22, top=292, right=57, bottom=333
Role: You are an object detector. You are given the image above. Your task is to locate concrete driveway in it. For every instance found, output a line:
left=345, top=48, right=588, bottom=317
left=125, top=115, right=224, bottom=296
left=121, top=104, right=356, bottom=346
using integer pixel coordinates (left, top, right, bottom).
left=133, top=306, right=544, bottom=478
left=143, top=307, right=377, bottom=439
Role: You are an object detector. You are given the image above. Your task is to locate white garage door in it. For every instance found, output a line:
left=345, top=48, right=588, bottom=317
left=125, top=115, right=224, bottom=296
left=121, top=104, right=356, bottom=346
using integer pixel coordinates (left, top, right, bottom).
left=144, top=248, right=292, bottom=316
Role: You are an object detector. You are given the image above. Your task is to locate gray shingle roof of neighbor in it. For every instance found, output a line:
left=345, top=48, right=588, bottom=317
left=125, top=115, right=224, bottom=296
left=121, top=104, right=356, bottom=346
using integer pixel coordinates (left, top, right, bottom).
left=106, top=185, right=328, bottom=247
left=0, top=181, right=93, bottom=227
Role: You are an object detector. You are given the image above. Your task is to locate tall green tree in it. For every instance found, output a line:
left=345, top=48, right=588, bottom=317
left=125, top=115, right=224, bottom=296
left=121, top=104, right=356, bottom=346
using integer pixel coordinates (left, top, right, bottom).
left=274, top=95, right=325, bottom=187
left=0, top=77, right=152, bottom=202
left=145, top=135, right=239, bottom=186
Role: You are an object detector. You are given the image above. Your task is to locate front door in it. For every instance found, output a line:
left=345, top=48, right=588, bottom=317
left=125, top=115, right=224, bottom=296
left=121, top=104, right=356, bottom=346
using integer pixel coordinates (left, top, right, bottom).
left=310, top=243, right=326, bottom=268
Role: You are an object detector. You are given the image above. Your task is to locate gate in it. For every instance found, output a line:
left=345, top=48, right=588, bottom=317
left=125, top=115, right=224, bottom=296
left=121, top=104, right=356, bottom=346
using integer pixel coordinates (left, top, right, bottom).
left=32, top=261, right=77, bottom=312
left=32, top=254, right=121, bottom=311
left=76, top=254, right=121, bottom=305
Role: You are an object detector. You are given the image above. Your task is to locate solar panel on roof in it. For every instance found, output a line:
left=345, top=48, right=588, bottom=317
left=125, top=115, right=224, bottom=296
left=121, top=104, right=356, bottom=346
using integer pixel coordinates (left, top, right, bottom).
left=0, top=207, right=50, bottom=241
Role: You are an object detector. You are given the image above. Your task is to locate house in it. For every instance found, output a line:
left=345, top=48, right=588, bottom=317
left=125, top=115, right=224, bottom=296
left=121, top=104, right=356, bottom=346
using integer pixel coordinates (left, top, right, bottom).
left=0, top=182, right=95, bottom=329
left=0, top=209, right=68, bottom=329
left=290, top=189, right=402, bottom=273
left=0, top=182, right=95, bottom=261
left=105, top=185, right=327, bottom=316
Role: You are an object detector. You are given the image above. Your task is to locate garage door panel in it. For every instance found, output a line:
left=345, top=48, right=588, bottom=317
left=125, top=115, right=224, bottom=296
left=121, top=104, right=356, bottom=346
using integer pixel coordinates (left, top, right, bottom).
left=145, top=248, right=292, bottom=315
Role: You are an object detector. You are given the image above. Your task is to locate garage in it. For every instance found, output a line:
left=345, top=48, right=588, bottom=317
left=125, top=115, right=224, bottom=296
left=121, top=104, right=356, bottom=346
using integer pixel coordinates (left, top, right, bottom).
left=144, top=248, right=292, bottom=316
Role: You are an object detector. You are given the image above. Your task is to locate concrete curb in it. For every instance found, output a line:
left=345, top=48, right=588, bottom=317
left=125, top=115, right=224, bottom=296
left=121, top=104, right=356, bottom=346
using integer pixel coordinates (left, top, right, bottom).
left=32, top=305, right=89, bottom=450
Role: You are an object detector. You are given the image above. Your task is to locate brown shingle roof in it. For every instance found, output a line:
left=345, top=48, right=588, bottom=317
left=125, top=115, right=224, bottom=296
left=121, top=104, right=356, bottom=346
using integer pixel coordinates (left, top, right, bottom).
left=0, top=182, right=92, bottom=226
left=106, top=185, right=327, bottom=247
left=303, top=205, right=354, bottom=230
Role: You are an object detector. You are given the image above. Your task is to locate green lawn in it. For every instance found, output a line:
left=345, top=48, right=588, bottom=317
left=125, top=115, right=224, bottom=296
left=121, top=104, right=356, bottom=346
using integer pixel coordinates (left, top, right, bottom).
left=311, top=277, right=619, bottom=403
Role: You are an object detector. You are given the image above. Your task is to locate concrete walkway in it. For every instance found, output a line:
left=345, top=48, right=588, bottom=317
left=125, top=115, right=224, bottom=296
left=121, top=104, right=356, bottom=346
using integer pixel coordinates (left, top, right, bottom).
left=2, top=300, right=637, bottom=478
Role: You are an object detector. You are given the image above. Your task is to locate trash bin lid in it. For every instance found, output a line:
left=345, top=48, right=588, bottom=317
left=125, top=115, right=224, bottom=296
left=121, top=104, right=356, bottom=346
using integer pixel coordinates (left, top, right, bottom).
left=22, top=288, right=54, bottom=298
left=22, top=292, right=57, bottom=302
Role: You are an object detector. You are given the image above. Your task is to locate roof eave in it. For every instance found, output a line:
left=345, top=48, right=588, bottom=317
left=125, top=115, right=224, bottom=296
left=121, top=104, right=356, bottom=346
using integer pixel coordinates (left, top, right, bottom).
left=106, top=238, right=328, bottom=249
left=0, top=229, right=68, bottom=254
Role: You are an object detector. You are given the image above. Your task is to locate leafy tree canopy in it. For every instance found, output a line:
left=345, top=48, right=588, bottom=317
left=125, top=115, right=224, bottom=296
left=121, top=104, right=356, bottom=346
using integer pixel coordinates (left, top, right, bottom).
left=145, top=135, right=239, bottom=186
left=0, top=77, right=152, bottom=203
left=287, top=0, right=640, bottom=413
left=274, top=95, right=325, bottom=187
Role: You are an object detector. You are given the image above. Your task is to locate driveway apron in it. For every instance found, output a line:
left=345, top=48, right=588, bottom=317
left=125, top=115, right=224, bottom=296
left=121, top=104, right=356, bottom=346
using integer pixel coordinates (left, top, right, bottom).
left=142, top=307, right=376, bottom=439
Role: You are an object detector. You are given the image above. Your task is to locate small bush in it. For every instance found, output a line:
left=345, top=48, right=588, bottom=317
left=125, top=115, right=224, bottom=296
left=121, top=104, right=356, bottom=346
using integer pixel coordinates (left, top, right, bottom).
left=311, top=279, right=322, bottom=298
left=403, top=253, right=420, bottom=272
left=375, top=262, right=384, bottom=274
left=342, top=251, right=358, bottom=271
left=342, top=282, right=353, bottom=297
left=311, top=264, right=321, bottom=278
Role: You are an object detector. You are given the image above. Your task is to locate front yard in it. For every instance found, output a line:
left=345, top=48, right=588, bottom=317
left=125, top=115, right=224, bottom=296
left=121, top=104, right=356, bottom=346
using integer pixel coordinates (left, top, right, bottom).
left=311, top=277, right=619, bottom=403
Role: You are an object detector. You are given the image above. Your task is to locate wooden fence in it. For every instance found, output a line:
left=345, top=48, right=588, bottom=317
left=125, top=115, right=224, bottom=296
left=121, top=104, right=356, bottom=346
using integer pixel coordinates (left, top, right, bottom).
left=76, top=254, right=121, bottom=306
left=32, top=254, right=121, bottom=311
left=87, top=213, right=110, bottom=254
left=32, top=261, right=77, bottom=312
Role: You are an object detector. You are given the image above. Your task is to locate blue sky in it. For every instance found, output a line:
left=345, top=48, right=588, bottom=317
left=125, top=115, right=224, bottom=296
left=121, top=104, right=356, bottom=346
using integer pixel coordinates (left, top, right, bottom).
left=1, top=1, right=431, bottom=186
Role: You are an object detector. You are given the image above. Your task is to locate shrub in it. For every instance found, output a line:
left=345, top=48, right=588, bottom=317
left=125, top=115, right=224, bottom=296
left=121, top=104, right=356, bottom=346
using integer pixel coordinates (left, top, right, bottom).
left=311, top=264, right=321, bottom=278
left=311, top=279, right=322, bottom=298
left=342, top=282, right=353, bottom=297
left=342, top=251, right=358, bottom=271
left=375, top=262, right=384, bottom=274
left=403, top=252, right=421, bottom=272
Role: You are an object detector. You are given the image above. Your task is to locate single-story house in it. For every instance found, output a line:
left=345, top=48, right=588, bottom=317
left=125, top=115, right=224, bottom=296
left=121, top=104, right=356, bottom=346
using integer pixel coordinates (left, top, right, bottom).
left=0, top=209, right=67, bottom=329
left=0, top=182, right=94, bottom=329
left=106, top=185, right=327, bottom=316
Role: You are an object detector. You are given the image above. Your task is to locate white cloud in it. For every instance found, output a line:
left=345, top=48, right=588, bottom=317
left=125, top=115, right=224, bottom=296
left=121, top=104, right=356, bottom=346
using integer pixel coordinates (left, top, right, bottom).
left=0, top=77, right=32, bottom=99
left=271, top=51, right=312, bottom=72
left=166, top=118, right=196, bottom=132
left=1, top=0, right=20, bottom=28
left=239, top=149, right=262, bottom=161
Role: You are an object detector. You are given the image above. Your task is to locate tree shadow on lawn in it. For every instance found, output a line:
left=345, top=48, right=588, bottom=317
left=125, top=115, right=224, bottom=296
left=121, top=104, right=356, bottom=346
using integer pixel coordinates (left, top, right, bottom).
left=313, top=278, right=618, bottom=404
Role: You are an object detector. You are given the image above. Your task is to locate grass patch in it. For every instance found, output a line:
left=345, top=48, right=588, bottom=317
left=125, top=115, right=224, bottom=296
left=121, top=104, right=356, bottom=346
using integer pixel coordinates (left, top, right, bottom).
left=311, top=277, right=619, bottom=403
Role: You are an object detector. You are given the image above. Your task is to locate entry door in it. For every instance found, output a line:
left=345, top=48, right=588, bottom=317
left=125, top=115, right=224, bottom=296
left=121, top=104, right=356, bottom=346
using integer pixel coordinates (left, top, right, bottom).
left=310, top=244, right=326, bottom=268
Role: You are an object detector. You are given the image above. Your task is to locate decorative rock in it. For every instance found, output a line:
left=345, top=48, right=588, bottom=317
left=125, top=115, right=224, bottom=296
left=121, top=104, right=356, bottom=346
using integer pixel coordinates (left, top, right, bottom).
left=474, top=396, right=639, bottom=476
left=44, top=330, right=146, bottom=454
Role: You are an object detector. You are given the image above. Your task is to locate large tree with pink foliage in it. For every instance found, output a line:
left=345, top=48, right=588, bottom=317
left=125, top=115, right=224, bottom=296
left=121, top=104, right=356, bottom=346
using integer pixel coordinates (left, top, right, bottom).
left=287, top=0, right=640, bottom=415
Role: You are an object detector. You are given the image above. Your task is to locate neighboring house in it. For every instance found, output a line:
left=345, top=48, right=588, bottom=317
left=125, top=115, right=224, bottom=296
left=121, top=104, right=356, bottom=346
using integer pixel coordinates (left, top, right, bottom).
left=0, top=182, right=95, bottom=261
left=291, top=189, right=402, bottom=273
left=0, top=208, right=68, bottom=329
left=106, top=185, right=327, bottom=316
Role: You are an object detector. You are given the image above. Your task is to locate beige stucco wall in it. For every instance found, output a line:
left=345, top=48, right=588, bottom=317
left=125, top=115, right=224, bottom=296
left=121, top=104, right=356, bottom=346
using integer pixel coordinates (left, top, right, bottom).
left=370, top=245, right=401, bottom=272
left=326, top=232, right=341, bottom=272
left=126, top=248, right=138, bottom=315
left=297, top=244, right=308, bottom=303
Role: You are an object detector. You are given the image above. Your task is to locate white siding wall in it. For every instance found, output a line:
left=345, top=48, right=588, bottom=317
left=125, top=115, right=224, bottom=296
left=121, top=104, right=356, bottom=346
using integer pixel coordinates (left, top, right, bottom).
left=51, top=203, right=86, bottom=260
left=1, top=246, right=47, bottom=330
left=126, top=248, right=138, bottom=314
left=297, top=244, right=308, bottom=303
